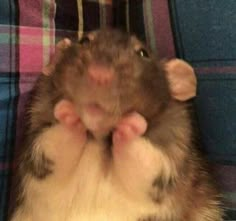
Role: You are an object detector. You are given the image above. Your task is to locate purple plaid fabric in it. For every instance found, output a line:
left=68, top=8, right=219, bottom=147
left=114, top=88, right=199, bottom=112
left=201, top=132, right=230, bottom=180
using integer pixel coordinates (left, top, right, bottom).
left=0, top=0, right=235, bottom=220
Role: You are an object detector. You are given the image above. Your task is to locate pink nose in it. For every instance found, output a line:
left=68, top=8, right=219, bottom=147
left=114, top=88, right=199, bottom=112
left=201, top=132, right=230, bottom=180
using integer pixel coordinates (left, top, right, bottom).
left=87, top=64, right=114, bottom=86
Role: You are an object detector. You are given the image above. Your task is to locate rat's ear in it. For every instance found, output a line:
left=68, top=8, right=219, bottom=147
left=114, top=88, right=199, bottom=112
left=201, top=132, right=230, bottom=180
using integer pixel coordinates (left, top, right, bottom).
left=164, top=59, right=197, bottom=101
left=42, top=38, right=71, bottom=76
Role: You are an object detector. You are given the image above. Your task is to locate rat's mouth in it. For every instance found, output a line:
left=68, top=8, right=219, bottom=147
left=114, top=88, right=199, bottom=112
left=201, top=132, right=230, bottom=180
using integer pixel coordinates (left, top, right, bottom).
left=80, top=102, right=115, bottom=137
left=84, top=103, right=107, bottom=116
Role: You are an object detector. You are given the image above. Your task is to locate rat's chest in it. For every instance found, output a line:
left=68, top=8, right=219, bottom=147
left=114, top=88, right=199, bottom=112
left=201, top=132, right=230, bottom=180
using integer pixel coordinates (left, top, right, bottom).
left=23, top=141, right=158, bottom=221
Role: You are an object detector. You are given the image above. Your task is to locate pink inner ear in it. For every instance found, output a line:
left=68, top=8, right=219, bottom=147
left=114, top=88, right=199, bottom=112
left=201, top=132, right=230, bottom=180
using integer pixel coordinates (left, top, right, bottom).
left=42, top=38, right=72, bottom=76
left=42, top=64, right=53, bottom=76
left=165, top=59, right=197, bottom=101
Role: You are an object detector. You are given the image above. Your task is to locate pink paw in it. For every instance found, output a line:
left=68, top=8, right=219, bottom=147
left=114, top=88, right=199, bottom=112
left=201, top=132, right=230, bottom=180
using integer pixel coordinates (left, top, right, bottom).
left=113, top=112, right=147, bottom=147
left=54, top=100, right=84, bottom=131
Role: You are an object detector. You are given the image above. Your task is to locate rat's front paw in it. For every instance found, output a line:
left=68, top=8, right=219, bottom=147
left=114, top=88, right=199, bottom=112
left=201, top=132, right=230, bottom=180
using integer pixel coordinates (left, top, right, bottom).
left=113, top=112, right=147, bottom=147
left=54, top=100, right=85, bottom=133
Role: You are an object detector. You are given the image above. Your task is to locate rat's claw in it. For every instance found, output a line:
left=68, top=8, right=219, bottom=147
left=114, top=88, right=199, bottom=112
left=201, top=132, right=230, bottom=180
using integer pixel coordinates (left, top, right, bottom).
left=113, top=112, right=147, bottom=147
left=54, top=100, right=81, bottom=128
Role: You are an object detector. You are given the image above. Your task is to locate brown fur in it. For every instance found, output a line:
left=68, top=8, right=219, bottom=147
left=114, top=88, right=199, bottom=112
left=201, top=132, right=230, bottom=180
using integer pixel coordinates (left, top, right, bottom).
left=10, top=29, right=223, bottom=221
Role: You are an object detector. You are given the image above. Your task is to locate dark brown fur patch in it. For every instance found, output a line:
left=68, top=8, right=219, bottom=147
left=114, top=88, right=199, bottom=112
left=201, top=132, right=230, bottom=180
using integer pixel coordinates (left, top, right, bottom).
left=23, top=151, right=54, bottom=179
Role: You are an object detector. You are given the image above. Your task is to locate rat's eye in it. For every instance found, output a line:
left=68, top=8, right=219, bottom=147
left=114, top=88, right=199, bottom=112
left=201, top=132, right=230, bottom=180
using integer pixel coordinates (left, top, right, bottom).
left=79, top=36, right=90, bottom=45
left=136, top=48, right=149, bottom=58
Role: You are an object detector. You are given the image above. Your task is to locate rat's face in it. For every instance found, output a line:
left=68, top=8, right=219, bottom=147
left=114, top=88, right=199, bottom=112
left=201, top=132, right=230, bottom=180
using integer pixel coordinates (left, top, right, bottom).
left=54, top=29, right=170, bottom=138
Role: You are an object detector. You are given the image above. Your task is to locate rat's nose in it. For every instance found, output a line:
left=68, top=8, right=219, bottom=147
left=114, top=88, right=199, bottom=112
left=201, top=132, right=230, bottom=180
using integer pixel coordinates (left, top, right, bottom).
left=87, top=64, right=114, bottom=86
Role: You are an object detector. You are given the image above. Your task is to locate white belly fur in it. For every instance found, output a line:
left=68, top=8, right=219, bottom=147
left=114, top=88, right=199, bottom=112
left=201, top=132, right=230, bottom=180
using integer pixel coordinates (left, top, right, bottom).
left=12, top=125, right=176, bottom=221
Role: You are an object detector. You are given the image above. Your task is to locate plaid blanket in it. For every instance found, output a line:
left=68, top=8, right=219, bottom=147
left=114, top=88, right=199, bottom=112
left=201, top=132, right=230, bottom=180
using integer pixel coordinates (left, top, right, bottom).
left=0, top=0, right=235, bottom=220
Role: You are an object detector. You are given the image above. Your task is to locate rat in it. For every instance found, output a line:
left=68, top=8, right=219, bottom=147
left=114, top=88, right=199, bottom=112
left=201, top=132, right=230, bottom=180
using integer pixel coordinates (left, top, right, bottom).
left=10, top=29, right=223, bottom=221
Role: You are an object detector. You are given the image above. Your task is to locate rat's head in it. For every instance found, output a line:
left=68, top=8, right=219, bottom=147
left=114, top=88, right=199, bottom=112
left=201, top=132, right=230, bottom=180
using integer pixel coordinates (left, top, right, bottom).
left=49, top=29, right=196, bottom=138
